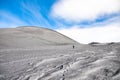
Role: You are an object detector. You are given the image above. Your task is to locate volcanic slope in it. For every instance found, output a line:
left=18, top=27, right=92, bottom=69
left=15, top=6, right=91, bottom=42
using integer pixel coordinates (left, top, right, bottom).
left=0, top=26, right=77, bottom=49
left=0, top=26, right=120, bottom=80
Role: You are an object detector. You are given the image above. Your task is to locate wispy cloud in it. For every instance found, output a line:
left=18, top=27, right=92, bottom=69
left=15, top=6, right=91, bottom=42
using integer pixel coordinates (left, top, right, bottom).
left=0, top=11, right=27, bottom=28
left=21, top=1, right=51, bottom=27
left=0, top=0, right=55, bottom=28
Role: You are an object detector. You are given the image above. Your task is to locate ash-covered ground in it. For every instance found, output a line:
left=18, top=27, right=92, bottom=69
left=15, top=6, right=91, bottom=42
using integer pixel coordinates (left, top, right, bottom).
left=0, top=27, right=120, bottom=80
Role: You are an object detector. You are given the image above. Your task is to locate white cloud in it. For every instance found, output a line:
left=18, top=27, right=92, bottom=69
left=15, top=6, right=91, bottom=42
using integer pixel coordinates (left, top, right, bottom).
left=51, top=0, right=120, bottom=22
left=56, top=22, right=120, bottom=44
left=53, top=0, right=120, bottom=44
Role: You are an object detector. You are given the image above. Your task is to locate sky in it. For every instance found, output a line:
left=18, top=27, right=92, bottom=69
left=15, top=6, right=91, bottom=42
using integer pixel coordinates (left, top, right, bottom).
left=0, top=0, right=120, bottom=43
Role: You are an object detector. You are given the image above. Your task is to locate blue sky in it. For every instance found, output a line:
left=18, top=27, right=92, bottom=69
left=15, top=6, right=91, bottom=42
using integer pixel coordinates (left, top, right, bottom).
left=0, top=0, right=120, bottom=43
left=0, top=0, right=59, bottom=29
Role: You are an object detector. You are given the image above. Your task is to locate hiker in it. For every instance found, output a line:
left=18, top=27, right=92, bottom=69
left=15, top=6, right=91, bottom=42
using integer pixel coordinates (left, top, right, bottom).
left=73, top=45, right=75, bottom=49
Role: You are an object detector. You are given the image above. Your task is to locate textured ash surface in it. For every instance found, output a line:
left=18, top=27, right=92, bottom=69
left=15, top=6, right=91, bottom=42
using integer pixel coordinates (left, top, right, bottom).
left=0, top=27, right=120, bottom=80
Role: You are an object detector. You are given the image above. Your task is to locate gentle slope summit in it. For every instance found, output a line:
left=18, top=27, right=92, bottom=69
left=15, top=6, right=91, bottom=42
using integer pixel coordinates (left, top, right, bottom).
left=0, top=26, right=78, bottom=49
